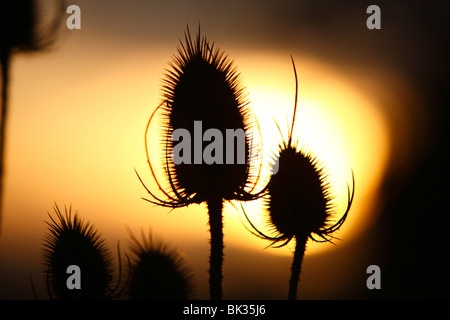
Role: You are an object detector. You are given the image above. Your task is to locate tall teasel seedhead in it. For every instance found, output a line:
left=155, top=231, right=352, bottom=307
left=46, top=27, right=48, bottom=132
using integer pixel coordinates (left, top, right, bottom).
left=41, top=204, right=126, bottom=299
left=136, top=25, right=263, bottom=207
left=136, top=26, right=264, bottom=300
left=126, top=228, right=194, bottom=300
left=243, top=57, right=354, bottom=299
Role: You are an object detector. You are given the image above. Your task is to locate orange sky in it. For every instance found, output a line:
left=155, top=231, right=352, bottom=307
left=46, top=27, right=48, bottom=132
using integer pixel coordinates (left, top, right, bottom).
left=0, top=0, right=430, bottom=300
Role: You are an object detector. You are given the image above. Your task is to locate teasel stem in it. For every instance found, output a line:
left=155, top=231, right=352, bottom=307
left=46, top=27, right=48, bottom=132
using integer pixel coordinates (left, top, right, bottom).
left=288, top=235, right=307, bottom=300
left=0, top=1, right=64, bottom=233
left=207, top=197, right=224, bottom=300
left=0, top=49, right=10, bottom=231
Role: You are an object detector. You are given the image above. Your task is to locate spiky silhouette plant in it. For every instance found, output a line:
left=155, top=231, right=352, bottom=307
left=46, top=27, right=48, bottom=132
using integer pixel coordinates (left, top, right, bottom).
left=126, top=228, right=194, bottom=300
left=42, top=204, right=126, bottom=299
left=243, top=57, right=354, bottom=300
left=136, top=26, right=264, bottom=300
left=0, top=0, right=63, bottom=231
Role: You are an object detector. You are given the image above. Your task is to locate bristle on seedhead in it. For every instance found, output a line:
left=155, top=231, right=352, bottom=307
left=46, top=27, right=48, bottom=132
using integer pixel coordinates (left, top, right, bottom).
left=42, top=204, right=114, bottom=299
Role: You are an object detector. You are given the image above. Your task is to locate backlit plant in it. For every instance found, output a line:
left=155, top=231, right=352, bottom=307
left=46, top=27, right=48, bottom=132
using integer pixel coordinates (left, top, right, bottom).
left=243, top=57, right=355, bottom=300
left=136, top=26, right=264, bottom=299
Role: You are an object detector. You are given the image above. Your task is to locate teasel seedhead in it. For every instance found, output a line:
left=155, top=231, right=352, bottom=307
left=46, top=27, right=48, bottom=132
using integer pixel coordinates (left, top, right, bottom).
left=266, top=144, right=354, bottom=246
left=244, top=56, right=355, bottom=248
left=136, top=25, right=264, bottom=208
left=41, top=204, right=126, bottom=299
left=0, top=0, right=64, bottom=54
left=126, top=228, right=194, bottom=300
left=136, top=25, right=267, bottom=300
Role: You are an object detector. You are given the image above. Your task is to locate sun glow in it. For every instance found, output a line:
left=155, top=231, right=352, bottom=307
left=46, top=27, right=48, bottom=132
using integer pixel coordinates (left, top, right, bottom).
left=136, top=51, right=392, bottom=257
left=228, top=52, right=391, bottom=255
left=1, top=42, right=394, bottom=301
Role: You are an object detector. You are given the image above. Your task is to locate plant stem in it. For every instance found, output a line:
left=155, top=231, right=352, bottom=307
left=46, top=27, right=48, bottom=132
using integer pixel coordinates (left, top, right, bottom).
left=207, top=197, right=224, bottom=300
left=288, top=235, right=307, bottom=300
left=0, top=49, right=10, bottom=234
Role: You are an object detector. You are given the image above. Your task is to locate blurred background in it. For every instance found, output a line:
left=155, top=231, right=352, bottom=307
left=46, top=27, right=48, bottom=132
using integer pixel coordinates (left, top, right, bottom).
left=0, top=0, right=448, bottom=299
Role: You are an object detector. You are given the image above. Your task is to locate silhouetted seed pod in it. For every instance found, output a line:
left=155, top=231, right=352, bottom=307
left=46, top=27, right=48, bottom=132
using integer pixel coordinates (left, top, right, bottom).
left=42, top=204, right=115, bottom=299
left=136, top=26, right=264, bottom=300
left=0, top=0, right=63, bottom=52
left=140, top=26, right=261, bottom=204
left=0, top=1, right=37, bottom=52
left=164, top=32, right=251, bottom=200
left=268, top=146, right=334, bottom=243
left=244, top=57, right=354, bottom=300
left=127, top=229, right=194, bottom=300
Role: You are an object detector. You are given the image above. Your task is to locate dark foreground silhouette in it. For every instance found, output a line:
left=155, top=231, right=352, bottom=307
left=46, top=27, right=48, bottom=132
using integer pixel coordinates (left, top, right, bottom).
left=34, top=203, right=193, bottom=300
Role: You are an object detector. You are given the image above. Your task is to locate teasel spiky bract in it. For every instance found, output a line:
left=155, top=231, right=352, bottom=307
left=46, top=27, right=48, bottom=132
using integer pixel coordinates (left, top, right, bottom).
left=41, top=204, right=127, bottom=299
left=0, top=0, right=64, bottom=232
left=136, top=26, right=264, bottom=300
left=126, top=228, right=194, bottom=300
left=243, top=56, right=355, bottom=300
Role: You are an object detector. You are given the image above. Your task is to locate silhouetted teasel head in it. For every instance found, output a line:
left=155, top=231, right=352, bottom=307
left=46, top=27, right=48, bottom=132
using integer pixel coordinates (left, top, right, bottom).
left=266, top=145, right=354, bottom=245
left=42, top=204, right=122, bottom=300
left=136, top=26, right=265, bottom=300
left=126, top=229, right=194, bottom=300
left=241, top=57, right=354, bottom=300
left=136, top=25, right=264, bottom=208
left=0, top=0, right=63, bottom=54
left=244, top=57, right=354, bottom=247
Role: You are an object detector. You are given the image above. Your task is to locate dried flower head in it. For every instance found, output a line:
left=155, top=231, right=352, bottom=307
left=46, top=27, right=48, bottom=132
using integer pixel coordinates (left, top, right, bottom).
left=136, top=26, right=264, bottom=300
left=246, top=57, right=354, bottom=246
left=243, top=57, right=354, bottom=299
left=126, top=228, right=194, bottom=300
left=42, top=204, right=123, bottom=300
left=136, top=25, right=263, bottom=208
left=0, top=0, right=63, bottom=53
